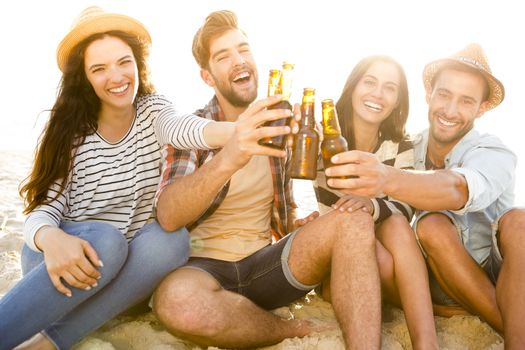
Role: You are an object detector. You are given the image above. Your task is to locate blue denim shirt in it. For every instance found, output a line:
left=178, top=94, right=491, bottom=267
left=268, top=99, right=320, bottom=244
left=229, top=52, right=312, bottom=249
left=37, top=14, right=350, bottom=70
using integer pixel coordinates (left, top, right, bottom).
left=414, top=128, right=517, bottom=264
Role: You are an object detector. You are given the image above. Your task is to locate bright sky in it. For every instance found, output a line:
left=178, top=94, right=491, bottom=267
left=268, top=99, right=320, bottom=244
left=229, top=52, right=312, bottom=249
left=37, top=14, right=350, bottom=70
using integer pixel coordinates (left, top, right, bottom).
left=1, top=0, right=523, bottom=203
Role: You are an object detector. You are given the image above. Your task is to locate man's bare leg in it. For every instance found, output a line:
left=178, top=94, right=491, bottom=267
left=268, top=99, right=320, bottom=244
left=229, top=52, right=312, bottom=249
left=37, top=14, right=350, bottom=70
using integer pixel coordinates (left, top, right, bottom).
left=153, top=268, right=326, bottom=348
left=417, top=213, right=503, bottom=333
left=495, top=208, right=525, bottom=349
left=287, top=210, right=381, bottom=349
left=319, top=240, right=395, bottom=303
left=154, top=210, right=378, bottom=349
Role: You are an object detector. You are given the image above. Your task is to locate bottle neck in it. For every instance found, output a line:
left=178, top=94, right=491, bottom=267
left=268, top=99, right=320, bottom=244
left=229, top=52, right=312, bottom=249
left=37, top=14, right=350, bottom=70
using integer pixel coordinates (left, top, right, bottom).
left=301, top=103, right=315, bottom=128
left=323, top=114, right=342, bottom=136
left=268, top=86, right=279, bottom=97
left=267, top=71, right=281, bottom=97
left=280, top=69, right=293, bottom=101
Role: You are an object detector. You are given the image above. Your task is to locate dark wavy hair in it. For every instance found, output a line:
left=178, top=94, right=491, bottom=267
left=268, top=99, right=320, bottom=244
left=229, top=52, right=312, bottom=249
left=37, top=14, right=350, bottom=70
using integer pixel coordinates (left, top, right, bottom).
left=20, top=30, right=155, bottom=214
left=336, top=55, right=409, bottom=150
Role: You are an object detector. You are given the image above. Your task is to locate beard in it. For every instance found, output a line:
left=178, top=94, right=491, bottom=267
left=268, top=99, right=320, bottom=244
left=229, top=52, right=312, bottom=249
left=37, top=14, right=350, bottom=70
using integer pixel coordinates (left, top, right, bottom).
left=428, top=111, right=475, bottom=145
left=210, top=66, right=258, bottom=108
left=219, top=84, right=257, bottom=107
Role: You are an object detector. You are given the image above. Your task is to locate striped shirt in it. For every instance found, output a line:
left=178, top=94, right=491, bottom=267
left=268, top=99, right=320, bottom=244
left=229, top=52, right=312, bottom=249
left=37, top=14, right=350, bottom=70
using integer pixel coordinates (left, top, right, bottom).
left=314, top=136, right=415, bottom=223
left=156, top=96, right=296, bottom=239
left=24, top=93, right=211, bottom=251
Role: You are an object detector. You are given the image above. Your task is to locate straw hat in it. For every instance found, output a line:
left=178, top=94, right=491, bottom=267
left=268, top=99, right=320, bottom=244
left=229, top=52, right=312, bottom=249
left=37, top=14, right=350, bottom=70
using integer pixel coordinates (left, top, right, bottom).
left=422, top=43, right=504, bottom=110
left=56, top=6, right=151, bottom=72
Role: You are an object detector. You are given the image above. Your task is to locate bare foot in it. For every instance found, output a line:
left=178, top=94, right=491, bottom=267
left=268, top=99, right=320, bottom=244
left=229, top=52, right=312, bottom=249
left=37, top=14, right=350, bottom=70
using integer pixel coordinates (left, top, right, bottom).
left=294, top=318, right=339, bottom=337
left=14, top=333, right=56, bottom=350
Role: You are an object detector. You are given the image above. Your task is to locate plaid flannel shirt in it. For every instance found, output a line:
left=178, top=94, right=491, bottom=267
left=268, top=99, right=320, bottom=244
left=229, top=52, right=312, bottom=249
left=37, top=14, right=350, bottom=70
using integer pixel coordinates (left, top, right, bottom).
left=155, top=96, right=296, bottom=238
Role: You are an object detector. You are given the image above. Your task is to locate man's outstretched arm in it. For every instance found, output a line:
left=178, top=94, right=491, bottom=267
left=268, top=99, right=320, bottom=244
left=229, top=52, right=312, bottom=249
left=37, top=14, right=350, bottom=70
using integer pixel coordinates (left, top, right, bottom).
left=325, top=150, right=468, bottom=211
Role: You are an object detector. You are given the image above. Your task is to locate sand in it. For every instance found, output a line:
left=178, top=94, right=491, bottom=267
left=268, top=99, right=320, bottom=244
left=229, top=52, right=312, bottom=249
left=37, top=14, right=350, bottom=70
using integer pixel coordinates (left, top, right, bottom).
left=0, top=150, right=504, bottom=349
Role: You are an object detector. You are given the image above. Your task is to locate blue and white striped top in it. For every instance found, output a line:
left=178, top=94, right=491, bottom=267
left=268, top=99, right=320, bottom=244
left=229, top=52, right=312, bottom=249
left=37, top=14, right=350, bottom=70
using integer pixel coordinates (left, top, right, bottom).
left=24, top=93, right=211, bottom=251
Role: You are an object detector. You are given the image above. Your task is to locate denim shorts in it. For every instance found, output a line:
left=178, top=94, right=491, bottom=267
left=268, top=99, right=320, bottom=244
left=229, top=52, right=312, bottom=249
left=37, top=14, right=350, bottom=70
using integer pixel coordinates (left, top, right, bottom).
left=181, top=229, right=317, bottom=310
left=413, top=208, right=513, bottom=305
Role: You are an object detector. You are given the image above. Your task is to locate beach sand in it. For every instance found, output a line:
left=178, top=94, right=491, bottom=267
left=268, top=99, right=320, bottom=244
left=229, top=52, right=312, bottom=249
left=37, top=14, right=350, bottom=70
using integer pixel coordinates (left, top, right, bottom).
left=0, top=150, right=504, bottom=349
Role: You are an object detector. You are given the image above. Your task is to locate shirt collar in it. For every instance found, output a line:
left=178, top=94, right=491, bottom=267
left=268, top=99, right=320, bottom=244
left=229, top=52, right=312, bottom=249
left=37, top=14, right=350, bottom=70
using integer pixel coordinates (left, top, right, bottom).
left=414, top=128, right=481, bottom=169
left=201, top=96, right=226, bottom=122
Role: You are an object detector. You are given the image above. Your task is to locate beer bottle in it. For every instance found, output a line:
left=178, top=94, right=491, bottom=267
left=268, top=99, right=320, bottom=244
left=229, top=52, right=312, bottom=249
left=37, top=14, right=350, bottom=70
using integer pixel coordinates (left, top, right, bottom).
left=267, top=69, right=281, bottom=97
left=258, top=62, right=294, bottom=149
left=290, top=88, right=319, bottom=180
left=320, top=99, right=349, bottom=185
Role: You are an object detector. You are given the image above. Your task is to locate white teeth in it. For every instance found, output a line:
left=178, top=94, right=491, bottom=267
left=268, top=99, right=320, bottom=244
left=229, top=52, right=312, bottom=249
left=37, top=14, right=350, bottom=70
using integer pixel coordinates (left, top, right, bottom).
left=364, top=101, right=382, bottom=111
left=109, top=84, right=128, bottom=93
left=233, top=72, right=249, bottom=82
left=438, top=117, right=456, bottom=126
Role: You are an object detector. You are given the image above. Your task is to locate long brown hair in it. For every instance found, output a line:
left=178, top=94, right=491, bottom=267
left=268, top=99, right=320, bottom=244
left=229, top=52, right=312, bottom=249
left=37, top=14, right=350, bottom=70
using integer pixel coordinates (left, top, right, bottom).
left=336, top=55, right=409, bottom=150
left=20, top=31, right=154, bottom=214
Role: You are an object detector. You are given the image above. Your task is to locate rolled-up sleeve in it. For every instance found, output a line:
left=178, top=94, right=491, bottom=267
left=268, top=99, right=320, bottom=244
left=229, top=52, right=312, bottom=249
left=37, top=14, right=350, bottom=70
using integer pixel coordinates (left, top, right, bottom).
left=451, top=143, right=516, bottom=214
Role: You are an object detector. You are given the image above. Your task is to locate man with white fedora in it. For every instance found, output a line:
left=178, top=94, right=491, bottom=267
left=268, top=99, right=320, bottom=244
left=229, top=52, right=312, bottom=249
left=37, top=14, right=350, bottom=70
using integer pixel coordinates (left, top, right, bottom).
left=325, top=43, right=525, bottom=347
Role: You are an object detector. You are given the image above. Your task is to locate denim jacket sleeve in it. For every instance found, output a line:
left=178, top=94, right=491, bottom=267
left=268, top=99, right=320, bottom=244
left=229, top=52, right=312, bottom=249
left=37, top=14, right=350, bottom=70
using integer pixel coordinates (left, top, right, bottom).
left=449, top=132, right=517, bottom=214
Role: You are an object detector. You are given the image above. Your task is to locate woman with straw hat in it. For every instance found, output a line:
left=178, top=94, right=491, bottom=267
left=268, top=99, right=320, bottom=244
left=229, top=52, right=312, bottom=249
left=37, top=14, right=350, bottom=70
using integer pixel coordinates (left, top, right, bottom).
left=0, top=6, right=290, bottom=350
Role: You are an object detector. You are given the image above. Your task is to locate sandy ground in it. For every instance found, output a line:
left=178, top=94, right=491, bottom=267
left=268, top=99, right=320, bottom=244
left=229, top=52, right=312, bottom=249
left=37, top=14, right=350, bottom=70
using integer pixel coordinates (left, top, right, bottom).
left=0, top=150, right=504, bottom=349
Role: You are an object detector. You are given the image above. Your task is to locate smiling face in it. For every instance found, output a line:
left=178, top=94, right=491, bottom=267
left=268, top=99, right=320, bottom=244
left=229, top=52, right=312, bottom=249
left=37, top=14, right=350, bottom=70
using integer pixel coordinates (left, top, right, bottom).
left=351, top=60, right=401, bottom=128
left=201, top=29, right=258, bottom=109
left=427, top=68, right=488, bottom=148
left=84, top=35, right=138, bottom=114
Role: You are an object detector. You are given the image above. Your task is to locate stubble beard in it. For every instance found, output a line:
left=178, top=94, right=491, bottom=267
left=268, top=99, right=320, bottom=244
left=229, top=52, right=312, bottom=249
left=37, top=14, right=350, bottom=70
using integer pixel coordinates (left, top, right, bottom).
left=213, top=73, right=258, bottom=108
left=429, top=111, right=474, bottom=146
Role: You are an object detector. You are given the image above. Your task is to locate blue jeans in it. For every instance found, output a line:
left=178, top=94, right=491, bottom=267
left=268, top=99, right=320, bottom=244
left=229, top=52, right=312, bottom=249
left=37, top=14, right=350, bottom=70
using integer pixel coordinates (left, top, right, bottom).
left=0, top=221, right=190, bottom=350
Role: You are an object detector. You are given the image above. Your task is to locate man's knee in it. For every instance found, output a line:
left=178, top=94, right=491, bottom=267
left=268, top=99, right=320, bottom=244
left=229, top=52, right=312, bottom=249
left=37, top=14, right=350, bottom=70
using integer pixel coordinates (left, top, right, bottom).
left=153, top=269, right=220, bottom=337
left=498, top=208, right=525, bottom=253
left=416, top=213, right=458, bottom=251
left=335, top=210, right=375, bottom=245
left=499, top=209, right=525, bottom=236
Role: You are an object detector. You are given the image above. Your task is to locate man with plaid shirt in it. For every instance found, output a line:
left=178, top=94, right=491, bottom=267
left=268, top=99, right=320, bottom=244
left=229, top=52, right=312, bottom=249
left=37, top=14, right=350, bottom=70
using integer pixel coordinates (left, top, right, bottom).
left=152, top=10, right=382, bottom=350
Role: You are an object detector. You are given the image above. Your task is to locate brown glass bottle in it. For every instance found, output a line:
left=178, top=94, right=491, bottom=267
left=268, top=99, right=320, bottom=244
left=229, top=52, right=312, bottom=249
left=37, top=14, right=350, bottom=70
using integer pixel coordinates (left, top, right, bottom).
left=258, top=62, right=294, bottom=149
left=320, top=99, right=349, bottom=186
left=290, top=88, right=319, bottom=179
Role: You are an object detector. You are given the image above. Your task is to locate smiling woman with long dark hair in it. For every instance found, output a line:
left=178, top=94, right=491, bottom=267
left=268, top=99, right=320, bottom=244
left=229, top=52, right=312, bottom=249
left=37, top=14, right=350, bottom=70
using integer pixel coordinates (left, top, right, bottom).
left=0, top=6, right=233, bottom=350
